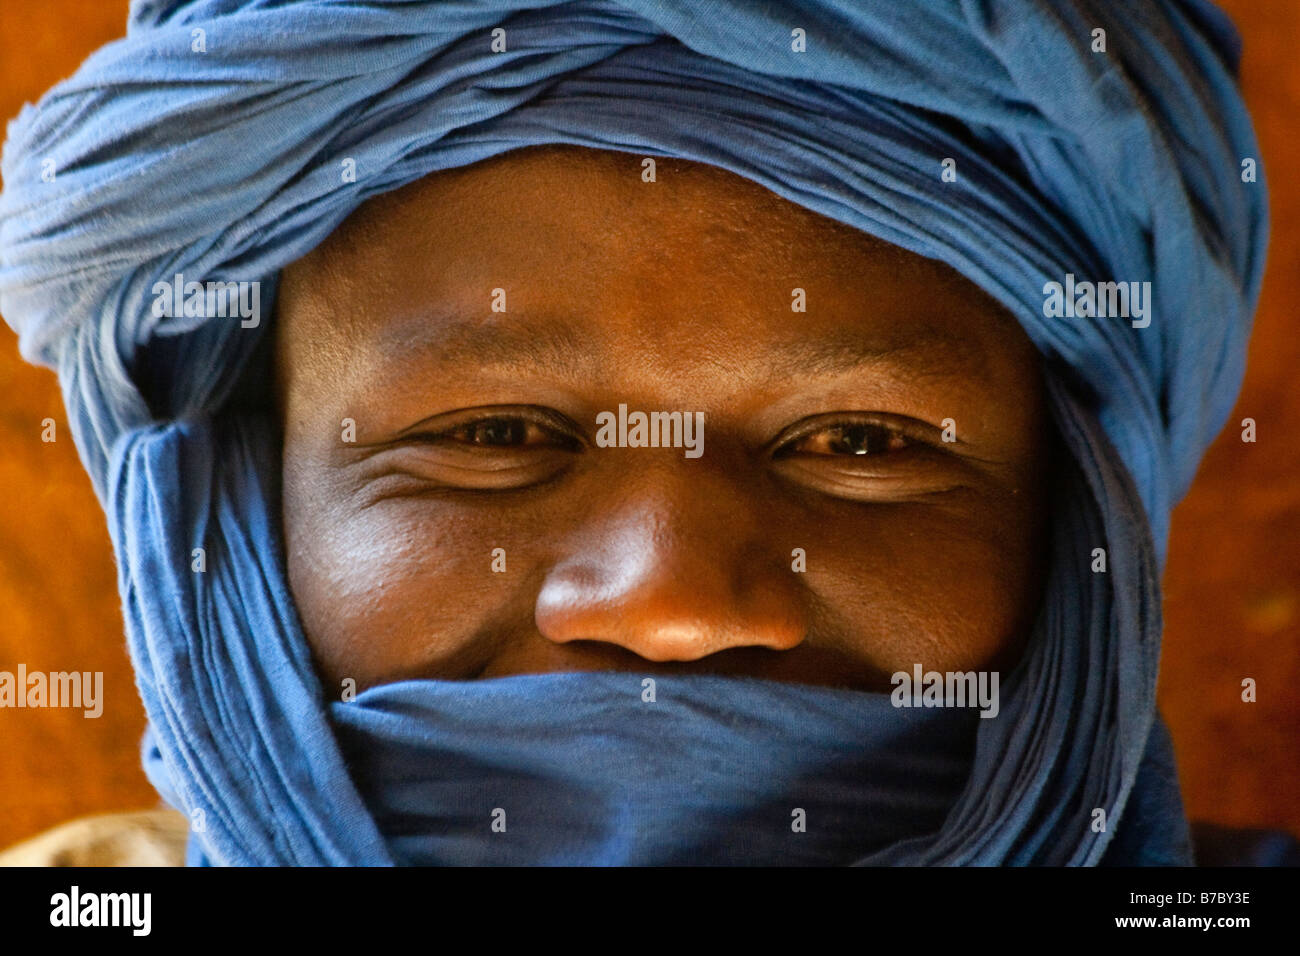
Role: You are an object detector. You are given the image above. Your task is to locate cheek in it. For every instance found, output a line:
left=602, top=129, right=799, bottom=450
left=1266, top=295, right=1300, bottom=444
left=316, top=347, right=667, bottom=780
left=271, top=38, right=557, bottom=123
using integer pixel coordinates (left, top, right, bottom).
left=282, top=472, right=550, bottom=690
left=807, top=491, right=1047, bottom=674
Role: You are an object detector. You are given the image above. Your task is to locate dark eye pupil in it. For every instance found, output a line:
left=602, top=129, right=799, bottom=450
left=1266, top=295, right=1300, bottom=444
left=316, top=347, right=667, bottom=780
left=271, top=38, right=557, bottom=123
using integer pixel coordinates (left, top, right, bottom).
left=830, top=424, right=888, bottom=455
left=470, top=419, right=525, bottom=445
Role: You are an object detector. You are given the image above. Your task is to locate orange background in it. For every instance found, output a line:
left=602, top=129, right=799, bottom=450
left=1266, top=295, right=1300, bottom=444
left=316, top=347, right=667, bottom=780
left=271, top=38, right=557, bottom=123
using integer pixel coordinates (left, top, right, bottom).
left=1, top=1, right=1296, bottom=850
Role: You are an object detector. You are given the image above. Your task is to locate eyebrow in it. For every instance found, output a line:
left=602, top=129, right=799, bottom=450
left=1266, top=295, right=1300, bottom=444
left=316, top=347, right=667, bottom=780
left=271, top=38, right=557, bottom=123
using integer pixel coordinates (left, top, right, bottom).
left=379, top=315, right=595, bottom=379
left=373, top=311, right=984, bottom=382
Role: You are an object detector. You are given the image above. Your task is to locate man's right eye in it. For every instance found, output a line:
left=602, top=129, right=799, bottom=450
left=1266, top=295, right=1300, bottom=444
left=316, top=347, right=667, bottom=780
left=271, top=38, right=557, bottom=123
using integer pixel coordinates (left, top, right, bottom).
left=408, top=409, right=584, bottom=453
left=446, top=418, right=543, bottom=447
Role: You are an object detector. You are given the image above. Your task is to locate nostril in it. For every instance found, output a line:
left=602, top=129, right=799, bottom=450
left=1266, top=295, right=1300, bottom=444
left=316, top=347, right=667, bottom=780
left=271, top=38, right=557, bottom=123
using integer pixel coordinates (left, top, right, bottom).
left=536, top=572, right=808, bottom=661
left=611, top=624, right=737, bottom=662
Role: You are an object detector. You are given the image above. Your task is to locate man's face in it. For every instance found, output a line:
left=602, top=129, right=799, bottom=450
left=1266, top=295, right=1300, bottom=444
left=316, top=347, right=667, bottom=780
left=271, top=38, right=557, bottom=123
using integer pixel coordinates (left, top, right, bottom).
left=274, top=145, right=1051, bottom=694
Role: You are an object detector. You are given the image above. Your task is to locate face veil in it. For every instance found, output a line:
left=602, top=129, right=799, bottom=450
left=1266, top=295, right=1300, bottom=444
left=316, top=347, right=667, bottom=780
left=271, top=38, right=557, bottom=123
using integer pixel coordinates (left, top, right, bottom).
left=0, top=0, right=1267, bottom=865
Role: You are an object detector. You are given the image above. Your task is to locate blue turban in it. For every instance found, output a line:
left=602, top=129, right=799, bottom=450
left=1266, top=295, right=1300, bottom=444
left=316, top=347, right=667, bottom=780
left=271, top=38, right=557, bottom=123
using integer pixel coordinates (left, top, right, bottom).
left=0, top=0, right=1267, bottom=865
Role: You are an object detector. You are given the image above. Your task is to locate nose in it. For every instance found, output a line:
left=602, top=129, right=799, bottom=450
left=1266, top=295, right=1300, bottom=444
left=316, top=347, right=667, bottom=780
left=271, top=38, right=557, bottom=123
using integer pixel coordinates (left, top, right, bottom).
left=535, top=455, right=807, bottom=662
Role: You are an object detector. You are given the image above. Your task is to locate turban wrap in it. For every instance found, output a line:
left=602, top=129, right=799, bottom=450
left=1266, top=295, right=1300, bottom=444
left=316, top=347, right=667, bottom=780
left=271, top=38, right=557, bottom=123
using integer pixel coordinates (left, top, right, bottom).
left=0, top=0, right=1267, bottom=865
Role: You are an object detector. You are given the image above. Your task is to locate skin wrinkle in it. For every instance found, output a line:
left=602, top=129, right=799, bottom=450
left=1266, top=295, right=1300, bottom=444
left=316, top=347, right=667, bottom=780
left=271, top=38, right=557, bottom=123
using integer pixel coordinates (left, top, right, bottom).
left=273, top=143, right=1053, bottom=695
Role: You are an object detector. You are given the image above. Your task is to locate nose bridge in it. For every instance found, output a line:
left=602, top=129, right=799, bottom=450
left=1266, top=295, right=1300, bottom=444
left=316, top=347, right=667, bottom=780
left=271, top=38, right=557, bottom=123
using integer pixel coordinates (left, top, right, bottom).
left=584, top=448, right=767, bottom=594
left=535, top=451, right=807, bottom=660
left=624, top=444, right=752, bottom=543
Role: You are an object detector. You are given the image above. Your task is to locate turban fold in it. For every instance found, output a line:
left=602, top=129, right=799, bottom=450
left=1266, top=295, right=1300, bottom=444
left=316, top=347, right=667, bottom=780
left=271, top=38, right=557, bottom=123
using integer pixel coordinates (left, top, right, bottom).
left=0, top=0, right=1267, bottom=865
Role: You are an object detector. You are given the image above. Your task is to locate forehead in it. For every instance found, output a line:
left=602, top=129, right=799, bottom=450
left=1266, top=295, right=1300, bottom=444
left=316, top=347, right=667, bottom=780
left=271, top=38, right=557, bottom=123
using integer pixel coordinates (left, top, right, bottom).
left=276, top=144, right=1031, bottom=382
left=297, top=144, right=944, bottom=287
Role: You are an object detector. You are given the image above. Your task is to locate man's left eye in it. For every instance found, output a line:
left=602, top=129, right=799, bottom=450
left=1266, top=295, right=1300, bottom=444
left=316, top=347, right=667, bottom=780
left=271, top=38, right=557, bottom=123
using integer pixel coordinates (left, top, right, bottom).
left=779, top=422, right=910, bottom=457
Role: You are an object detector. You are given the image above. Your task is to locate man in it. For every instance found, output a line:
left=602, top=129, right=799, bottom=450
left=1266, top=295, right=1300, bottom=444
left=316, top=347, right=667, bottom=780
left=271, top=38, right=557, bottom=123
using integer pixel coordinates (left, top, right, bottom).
left=0, top=0, right=1271, bottom=865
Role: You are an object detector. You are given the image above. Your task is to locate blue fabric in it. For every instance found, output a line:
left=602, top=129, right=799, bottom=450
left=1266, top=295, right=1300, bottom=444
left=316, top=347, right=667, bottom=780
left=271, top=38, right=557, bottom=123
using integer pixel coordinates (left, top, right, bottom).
left=330, top=671, right=981, bottom=865
left=0, top=0, right=1266, bottom=865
